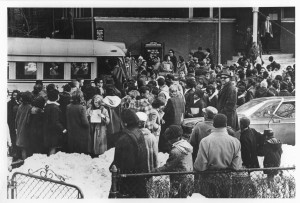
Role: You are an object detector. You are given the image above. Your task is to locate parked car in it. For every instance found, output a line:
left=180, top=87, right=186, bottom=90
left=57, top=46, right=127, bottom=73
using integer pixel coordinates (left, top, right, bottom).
left=237, top=96, right=295, bottom=145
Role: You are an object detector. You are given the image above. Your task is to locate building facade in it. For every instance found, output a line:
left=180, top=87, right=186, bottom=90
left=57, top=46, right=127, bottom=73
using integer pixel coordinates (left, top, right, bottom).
left=8, top=7, right=295, bottom=64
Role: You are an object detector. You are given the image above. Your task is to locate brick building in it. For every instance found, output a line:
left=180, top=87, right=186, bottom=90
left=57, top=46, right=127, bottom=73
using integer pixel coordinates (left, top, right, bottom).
left=8, top=7, right=295, bottom=64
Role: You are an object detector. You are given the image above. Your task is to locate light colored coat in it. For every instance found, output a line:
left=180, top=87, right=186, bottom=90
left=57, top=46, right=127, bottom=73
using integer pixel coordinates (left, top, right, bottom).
left=194, top=127, right=242, bottom=171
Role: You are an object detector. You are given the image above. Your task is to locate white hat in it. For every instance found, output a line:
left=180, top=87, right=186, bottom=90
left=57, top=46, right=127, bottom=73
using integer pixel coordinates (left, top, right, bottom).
left=136, top=112, right=148, bottom=122
left=102, top=96, right=121, bottom=108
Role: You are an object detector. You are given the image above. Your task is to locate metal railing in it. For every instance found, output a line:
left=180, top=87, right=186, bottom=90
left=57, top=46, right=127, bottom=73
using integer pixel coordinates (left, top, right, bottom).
left=109, top=166, right=295, bottom=198
left=7, top=165, right=84, bottom=199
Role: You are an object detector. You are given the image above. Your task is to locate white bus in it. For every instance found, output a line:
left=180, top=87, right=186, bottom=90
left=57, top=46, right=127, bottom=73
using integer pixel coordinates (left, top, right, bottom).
left=7, top=37, right=126, bottom=92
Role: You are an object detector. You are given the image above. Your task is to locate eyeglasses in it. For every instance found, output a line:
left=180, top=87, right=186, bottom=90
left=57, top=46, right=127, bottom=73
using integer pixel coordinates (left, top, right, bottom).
left=221, top=77, right=229, bottom=80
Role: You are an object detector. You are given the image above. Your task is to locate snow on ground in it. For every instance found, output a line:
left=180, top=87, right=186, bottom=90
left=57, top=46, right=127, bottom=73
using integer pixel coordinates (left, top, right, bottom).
left=8, top=148, right=169, bottom=198
left=8, top=144, right=294, bottom=198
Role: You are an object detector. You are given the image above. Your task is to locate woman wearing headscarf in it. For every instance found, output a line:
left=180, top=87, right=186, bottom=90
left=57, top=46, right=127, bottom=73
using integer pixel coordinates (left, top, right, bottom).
left=66, top=90, right=90, bottom=154
left=87, top=95, right=110, bottom=156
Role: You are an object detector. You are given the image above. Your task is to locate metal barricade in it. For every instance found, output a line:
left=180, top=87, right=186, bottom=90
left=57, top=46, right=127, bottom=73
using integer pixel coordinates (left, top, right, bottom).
left=8, top=165, right=84, bottom=199
left=110, top=166, right=295, bottom=198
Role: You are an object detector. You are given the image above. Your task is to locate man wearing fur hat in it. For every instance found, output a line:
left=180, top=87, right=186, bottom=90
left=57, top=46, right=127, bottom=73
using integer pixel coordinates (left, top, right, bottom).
left=217, top=69, right=239, bottom=130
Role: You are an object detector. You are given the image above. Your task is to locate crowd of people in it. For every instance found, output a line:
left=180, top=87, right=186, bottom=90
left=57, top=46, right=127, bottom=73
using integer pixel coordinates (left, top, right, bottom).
left=7, top=46, right=294, bottom=198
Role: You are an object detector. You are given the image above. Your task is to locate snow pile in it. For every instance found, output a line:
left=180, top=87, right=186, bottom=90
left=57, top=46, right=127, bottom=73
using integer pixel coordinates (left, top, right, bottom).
left=8, top=144, right=294, bottom=198
left=188, top=193, right=206, bottom=198
left=9, top=148, right=169, bottom=198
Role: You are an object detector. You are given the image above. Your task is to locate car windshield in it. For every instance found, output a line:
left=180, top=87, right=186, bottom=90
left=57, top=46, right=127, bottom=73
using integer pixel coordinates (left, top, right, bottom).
left=275, top=102, right=295, bottom=118
left=237, top=100, right=262, bottom=113
left=252, top=100, right=281, bottom=118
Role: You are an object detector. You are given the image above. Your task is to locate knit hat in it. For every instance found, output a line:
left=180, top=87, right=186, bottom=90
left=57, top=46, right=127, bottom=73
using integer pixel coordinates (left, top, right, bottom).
left=164, top=125, right=183, bottom=141
left=240, top=117, right=250, bottom=128
left=121, top=109, right=140, bottom=127
left=264, top=128, right=274, bottom=137
left=202, top=106, right=218, bottom=119
left=213, top=114, right=227, bottom=128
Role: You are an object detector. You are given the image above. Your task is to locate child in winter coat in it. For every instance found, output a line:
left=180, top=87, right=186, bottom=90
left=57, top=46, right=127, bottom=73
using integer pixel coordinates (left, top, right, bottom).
left=152, top=125, right=193, bottom=198
left=263, top=129, right=283, bottom=178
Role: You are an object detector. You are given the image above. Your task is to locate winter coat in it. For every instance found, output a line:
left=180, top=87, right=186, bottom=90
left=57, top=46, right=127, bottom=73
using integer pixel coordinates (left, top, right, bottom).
left=106, top=105, right=122, bottom=149
left=186, top=98, right=206, bottom=118
left=217, top=82, right=239, bottom=130
left=189, top=120, right=214, bottom=162
left=66, top=103, right=90, bottom=154
left=87, top=106, right=110, bottom=155
left=255, top=87, right=275, bottom=98
left=7, top=99, right=19, bottom=145
left=184, top=88, right=195, bottom=110
left=240, top=128, right=263, bottom=168
left=278, top=90, right=292, bottom=97
left=170, top=55, right=177, bottom=73
left=159, top=96, right=185, bottom=152
left=163, top=96, right=185, bottom=127
left=207, top=94, right=218, bottom=109
left=154, top=139, right=193, bottom=198
left=263, top=136, right=282, bottom=176
left=15, top=104, right=32, bottom=148
left=141, top=128, right=158, bottom=172
left=58, top=91, right=71, bottom=128
left=29, top=107, right=45, bottom=153
left=111, top=128, right=149, bottom=198
left=245, top=86, right=256, bottom=102
left=43, top=103, right=65, bottom=149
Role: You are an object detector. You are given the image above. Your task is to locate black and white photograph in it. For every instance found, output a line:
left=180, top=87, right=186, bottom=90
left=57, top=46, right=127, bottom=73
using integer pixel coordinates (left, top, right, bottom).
left=1, top=0, right=298, bottom=200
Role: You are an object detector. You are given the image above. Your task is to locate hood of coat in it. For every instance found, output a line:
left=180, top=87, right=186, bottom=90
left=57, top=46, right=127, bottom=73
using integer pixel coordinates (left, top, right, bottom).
left=172, top=139, right=193, bottom=155
left=266, top=137, right=282, bottom=151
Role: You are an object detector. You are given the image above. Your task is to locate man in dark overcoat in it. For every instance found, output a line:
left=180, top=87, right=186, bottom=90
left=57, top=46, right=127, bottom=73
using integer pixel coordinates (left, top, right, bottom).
left=217, top=69, right=239, bottom=130
left=110, top=109, right=149, bottom=198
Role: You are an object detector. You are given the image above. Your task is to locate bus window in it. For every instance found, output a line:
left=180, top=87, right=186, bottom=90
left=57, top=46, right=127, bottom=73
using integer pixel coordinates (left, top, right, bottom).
left=71, top=62, right=91, bottom=79
left=16, top=62, right=37, bottom=79
left=44, top=62, right=64, bottom=79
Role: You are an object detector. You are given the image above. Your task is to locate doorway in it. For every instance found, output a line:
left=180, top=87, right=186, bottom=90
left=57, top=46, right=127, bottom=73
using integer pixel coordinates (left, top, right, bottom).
left=259, top=7, right=281, bottom=51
